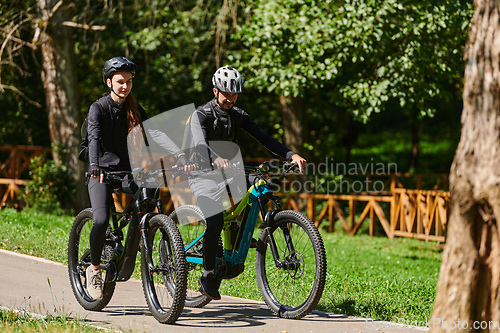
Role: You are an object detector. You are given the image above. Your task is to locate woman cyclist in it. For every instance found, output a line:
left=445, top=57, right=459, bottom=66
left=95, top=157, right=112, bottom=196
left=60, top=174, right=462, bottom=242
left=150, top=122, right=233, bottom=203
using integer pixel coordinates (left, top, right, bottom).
left=85, top=57, right=193, bottom=300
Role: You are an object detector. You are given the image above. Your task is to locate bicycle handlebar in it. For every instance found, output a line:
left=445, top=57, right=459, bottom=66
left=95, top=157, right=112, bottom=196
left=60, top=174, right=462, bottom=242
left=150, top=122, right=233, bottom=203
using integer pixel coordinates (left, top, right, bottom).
left=85, top=167, right=183, bottom=184
left=86, top=160, right=298, bottom=183
left=244, top=161, right=298, bottom=175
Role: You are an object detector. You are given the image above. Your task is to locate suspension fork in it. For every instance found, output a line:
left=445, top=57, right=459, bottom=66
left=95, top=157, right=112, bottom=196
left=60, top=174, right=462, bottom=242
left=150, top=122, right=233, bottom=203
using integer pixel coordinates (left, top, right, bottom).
left=263, top=223, right=298, bottom=268
left=281, top=224, right=297, bottom=258
left=139, top=192, right=165, bottom=273
left=264, top=226, right=282, bottom=268
left=139, top=213, right=158, bottom=273
left=257, top=194, right=297, bottom=268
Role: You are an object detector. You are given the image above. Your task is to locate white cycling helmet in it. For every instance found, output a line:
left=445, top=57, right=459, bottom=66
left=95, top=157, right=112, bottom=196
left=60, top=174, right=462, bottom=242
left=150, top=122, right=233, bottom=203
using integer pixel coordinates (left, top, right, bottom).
left=212, top=66, right=244, bottom=93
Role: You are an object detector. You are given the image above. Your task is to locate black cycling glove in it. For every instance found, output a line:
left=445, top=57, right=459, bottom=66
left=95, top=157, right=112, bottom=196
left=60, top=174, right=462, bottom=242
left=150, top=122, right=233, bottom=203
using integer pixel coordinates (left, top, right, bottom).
left=176, top=154, right=191, bottom=167
left=89, top=167, right=103, bottom=178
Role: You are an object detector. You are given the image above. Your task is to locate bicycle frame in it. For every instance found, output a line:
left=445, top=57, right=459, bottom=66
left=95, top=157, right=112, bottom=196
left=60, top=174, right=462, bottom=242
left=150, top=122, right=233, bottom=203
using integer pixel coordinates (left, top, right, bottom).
left=184, top=177, right=288, bottom=277
left=106, top=185, right=163, bottom=282
left=95, top=166, right=184, bottom=283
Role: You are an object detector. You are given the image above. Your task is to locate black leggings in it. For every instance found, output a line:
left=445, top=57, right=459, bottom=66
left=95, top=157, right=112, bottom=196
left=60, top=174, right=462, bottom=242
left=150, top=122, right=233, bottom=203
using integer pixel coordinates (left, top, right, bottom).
left=88, top=177, right=114, bottom=266
left=197, top=196, right=224, bottom=271
left=195, top=174, right=256, bottom=271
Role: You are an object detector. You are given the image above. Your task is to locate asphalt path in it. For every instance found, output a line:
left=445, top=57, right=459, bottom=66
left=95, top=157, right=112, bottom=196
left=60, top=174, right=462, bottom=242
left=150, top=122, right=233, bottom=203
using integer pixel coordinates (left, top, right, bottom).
left=0, top=249, right=428, bottom=333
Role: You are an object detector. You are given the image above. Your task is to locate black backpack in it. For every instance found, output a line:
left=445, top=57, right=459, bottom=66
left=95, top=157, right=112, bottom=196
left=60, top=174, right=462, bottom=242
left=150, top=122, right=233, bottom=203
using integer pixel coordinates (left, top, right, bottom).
left=78, top=97, right=110, bottom=163
left=181, top=104, right=244, bottom=167
left=77, top=117, right=90, bottom=163
left=183, top=104, right=243, bottom=146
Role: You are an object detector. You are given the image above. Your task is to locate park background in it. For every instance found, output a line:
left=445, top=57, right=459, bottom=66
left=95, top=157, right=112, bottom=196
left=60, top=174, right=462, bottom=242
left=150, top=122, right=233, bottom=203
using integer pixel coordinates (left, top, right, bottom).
left=0, top=0, right=478, bottom=329
left=0, top=0, right=472, bottom=211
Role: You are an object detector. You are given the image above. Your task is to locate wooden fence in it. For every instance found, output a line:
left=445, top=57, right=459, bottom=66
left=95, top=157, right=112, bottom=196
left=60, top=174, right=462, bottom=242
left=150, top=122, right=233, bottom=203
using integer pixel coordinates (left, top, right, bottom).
left=0, top=145, right=51, bottom=208
left=391, top=189, right=449, bottom=242
left=275, top=190, right=449, bottom=242
left=0, top=145, right=449, bottom=242
left=113, top=183, right=449, bottom=242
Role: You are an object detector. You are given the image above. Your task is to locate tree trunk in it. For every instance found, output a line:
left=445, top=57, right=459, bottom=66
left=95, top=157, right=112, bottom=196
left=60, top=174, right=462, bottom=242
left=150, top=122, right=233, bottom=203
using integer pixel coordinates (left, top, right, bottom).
left=280, top=94, right=306, bottom=159
left=280, top=94, right=308, bottom=195
left=409, top=108, right=419, bottom=172
left=430, top=1, right=500, bottom=331
left=38, top=0, right=88, bottom=210
left=339, top=111, right=359, bottom=166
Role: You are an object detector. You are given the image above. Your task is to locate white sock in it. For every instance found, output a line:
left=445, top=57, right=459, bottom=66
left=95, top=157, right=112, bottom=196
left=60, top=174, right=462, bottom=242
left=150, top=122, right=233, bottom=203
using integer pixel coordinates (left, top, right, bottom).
left=203, top=270, right=213, bottom=277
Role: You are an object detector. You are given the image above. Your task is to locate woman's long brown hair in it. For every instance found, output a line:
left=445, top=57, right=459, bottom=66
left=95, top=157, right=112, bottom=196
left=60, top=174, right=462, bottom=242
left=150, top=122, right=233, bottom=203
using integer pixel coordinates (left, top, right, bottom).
left=123, top=91, right=142, bottom=133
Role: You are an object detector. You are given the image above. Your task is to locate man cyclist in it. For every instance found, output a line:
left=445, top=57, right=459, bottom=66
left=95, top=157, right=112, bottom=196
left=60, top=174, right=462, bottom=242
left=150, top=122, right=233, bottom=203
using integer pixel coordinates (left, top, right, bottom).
left=188, top=65, right=306, bottom=300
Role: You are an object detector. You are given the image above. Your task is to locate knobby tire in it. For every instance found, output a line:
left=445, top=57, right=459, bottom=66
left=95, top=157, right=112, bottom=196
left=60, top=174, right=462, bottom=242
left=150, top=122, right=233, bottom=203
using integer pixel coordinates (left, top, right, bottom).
left=140, top=214, right=187, bottom=324
left=169, top=205, right=211, bottom=308
left=67, top=208, right=116, bottom=311
left=255, top=210, right=327, bottom=319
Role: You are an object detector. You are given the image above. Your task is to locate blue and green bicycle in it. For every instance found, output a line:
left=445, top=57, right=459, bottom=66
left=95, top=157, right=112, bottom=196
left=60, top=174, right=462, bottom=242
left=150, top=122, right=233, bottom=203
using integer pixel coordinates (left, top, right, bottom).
left=170, top=160, right=327, bottom=319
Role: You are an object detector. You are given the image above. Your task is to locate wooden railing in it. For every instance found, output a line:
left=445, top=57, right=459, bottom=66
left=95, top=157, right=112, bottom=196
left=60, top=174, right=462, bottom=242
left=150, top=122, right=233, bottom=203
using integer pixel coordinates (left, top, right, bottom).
left=0, top=145, right=51, bottom=179
left=274, top=190, right=449, bottom=242
left=0, top=146, right=450, bottom=242
left=391, top=189, right=449, bottom=242
left=275, top=193, right=392, bottom=234
left=0, top=145, right=51, bottom=208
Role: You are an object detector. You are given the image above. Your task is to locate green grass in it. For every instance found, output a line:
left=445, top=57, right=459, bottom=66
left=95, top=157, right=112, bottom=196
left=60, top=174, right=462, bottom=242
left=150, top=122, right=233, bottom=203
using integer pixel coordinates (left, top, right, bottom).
left=0, top=307, right=103, bottom=333
left=218, top=227, right=442, bottom=323
left=319, top=231, right=442, bottom=321
left=0, top=208, right=442, bottom=323
left=0, top=208, right=72, bottom=263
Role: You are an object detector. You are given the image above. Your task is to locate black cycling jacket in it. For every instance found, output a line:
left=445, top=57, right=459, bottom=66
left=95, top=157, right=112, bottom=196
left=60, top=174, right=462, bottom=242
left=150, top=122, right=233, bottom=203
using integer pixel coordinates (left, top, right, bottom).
left=87, top=94, right=183, bottom=171
left=189, top=98, right=296, bottom=163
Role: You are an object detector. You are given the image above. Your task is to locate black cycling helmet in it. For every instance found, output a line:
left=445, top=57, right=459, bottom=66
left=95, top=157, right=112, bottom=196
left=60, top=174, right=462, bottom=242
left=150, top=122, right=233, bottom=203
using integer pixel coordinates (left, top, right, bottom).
left=102, top=57, right=137, bottom=84
left=212, top=66, right=244, bottom=93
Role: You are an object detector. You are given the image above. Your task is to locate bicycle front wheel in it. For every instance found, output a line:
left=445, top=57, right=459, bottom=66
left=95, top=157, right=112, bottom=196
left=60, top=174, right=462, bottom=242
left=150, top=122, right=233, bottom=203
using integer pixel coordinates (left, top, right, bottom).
left=67, top=208, right=116, bottom=311
left=169, top=205, right=211, bottom=308
left=140, top=214, right=187, bottom=324
left=255, top=210, right=327, bottom=319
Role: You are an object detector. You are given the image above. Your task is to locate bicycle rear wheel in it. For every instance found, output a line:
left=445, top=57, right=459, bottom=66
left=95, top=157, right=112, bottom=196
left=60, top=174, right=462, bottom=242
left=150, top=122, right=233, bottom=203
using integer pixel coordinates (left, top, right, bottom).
left=140, top=214, right=187, bottom=324
left=169, top=205, right=211, bottom=308
left=255, top=210, right=327, bottom=319
left=67, top=208, right=116, bottom=311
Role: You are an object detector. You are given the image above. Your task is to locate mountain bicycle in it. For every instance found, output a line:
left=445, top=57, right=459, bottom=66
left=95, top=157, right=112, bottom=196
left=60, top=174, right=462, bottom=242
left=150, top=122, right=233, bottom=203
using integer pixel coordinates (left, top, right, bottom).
left=169, top=161, right=327, bottom=319
left=67, top=168, right=187, bottom=324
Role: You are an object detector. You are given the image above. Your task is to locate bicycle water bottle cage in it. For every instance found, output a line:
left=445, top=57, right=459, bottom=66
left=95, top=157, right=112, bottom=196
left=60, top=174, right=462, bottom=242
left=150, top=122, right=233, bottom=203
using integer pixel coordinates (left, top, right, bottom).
left=230, top=222, right=239, bottom=246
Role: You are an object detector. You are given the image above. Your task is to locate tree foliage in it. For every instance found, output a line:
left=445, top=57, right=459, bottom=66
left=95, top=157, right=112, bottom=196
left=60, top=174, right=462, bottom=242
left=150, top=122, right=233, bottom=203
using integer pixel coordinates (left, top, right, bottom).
left=234, top=0, right=341, bottom=97
left=0, top=0, right=473, bottom=175
left=22, top=153, right=76, bottom=214
left=236, top=0, right=472, bottom=121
